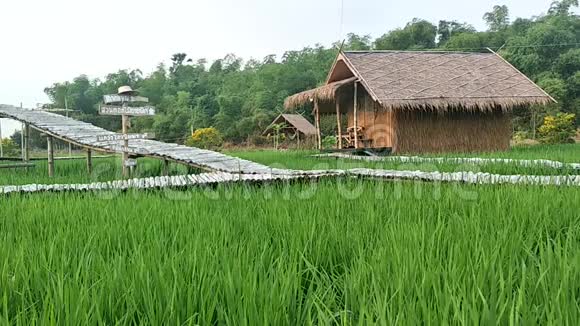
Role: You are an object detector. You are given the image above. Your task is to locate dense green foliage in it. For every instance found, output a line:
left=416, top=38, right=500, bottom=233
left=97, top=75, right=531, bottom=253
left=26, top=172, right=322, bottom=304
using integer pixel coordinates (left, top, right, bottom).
left=2, top=180, right=579, bottom=324
left=42, top=1, right=579, bottom=146
left=0, top=139, right=19, bottom=157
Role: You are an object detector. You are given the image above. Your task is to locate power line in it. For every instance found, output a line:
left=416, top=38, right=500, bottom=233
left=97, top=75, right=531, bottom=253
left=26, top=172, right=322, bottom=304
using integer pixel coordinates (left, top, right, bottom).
left=415, top=42, right=580, bottom=52
left=338, top=0, right=345, bottom=41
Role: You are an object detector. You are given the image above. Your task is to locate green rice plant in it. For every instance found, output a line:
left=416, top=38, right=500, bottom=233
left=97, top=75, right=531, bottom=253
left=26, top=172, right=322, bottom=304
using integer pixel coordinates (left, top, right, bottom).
left=0, top=157, right=198, bottom=186
left=226, top=148, right=580, bottom=176
left=1, top=180, right=579, bottom=324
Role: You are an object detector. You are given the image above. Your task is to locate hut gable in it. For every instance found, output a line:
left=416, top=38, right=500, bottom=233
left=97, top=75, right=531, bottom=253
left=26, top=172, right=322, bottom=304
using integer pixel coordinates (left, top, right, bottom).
left=263, top=114, right=317, bottom=136
left=340, top=50, right=555, bottom=111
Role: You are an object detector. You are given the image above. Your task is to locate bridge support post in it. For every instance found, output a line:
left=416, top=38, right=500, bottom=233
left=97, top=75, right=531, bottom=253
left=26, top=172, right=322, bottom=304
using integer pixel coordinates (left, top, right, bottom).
left=86, top=149, right=93, bottom=175
left=47, top=136, right=54, bottom=177
left=23, top=123, right=30, bottom=162
left=163, top=159, right=170, bottom=176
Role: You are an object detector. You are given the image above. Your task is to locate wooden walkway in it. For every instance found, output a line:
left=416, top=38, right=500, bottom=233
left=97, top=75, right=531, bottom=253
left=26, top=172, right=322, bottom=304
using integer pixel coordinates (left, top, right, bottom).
left=315, top=153, right=580, bottom=170
left=0, top=171, right=342, bottom=195
left=0, top=105, right=288, bottom=174
left=2, top=169, right=579, bottom=195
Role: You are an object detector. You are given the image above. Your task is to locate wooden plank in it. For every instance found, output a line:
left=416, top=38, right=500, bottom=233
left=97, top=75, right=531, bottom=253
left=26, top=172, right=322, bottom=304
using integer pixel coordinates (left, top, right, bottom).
left=103, top=94, right=149, bottom=104
left=96, top=133, right=155, bottom=142
left=99, top=105, right=155, bottom=116
left=0, top=163, right=35, bottom=169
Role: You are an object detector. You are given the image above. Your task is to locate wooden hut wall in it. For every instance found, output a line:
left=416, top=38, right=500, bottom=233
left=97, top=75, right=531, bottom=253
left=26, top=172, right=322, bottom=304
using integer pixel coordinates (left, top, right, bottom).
left=345, top=87, right=395, bottom=148
left=393, top=110, right=511, bottom=153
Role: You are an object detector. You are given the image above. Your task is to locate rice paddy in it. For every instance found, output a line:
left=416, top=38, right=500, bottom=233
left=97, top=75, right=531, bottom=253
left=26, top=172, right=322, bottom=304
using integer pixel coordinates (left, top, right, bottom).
left=1, top=144, right=579, bottom=324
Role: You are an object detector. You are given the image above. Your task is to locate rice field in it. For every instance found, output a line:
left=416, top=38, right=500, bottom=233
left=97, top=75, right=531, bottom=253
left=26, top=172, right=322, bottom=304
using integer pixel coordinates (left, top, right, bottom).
left=0, top=157, right=199, bottom=186
left=227, top=143, right=580, bottom=176
left=1, top=144, right=579, bottom=324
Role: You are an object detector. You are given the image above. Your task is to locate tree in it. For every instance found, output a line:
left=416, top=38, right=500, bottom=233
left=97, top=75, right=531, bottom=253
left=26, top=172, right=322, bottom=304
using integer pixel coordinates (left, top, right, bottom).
left=40, top=0, right=580, bottom=142
left=374, top=19, right=437, bottom=50
left=483, top=5, right=510, bottom=31
left=444, top=33, right=484, bottom=50
left=343, top=33, right=372, bottom=50
left=555, top=48, right=580, bottom=78
left=437, top=20, right=476, bottom=45
left=548, top=0, right=579, bottom=15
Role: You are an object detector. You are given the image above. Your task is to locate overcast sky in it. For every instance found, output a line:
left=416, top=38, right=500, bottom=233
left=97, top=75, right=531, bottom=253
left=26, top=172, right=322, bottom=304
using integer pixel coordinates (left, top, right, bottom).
left=0, top=0, right=559, bottom=136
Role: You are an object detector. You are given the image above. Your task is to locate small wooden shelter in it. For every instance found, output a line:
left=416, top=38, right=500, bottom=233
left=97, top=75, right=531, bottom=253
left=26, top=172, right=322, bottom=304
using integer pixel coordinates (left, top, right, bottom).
left=263, top=113, right=317, bottom=138
left=285, top=50, right=555, bottom=153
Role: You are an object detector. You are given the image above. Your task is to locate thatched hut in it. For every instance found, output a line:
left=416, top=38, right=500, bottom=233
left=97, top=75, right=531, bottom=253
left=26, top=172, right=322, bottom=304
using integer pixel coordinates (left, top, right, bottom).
left=285, top=50, right=555, bottom=153
left=262, top=113, right=317, bottom=148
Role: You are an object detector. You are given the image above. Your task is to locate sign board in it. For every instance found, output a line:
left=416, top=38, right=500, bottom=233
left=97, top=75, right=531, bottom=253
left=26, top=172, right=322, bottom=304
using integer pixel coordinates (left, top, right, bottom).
left=97, top=133, right=155, bottom=142
left=103, top=95, right=149, bottom=104
left=99, top=105, right=156, bottom=116
left=124, top=159, right=137, bottom=167
left=108, top=145, right=150, bottom=154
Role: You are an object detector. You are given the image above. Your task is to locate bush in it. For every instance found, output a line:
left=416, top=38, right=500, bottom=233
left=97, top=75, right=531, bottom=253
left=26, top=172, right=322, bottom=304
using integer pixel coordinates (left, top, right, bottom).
left=1, top=138, right=20, bottom=157
left=185, top=127, right=224, bottom=150
left=321, top=136, right=337, bottom=149
left=538, top=113, right=576, bottom=144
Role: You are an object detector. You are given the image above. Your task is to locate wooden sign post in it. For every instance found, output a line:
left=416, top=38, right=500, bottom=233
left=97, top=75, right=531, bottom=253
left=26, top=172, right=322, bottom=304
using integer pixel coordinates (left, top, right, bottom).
left=99, top=87, right=155, bottom=178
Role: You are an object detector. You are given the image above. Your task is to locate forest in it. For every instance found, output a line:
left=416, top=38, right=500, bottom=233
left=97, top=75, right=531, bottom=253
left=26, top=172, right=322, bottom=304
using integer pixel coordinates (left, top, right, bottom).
left=40, top=1, right=579, bottom=146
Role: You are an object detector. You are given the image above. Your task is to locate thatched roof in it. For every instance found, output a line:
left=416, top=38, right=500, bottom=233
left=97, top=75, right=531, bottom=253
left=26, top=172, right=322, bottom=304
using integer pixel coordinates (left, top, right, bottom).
left=286, top=50, right=555, bottom=112
left=284, top=77, right=357, bottom=109
left=262, top=113, right=317, bottom=135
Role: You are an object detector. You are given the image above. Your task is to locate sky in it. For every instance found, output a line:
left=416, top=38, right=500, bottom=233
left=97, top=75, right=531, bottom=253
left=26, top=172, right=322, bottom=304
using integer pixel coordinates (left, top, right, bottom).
left=0, top=0, right=560, bottom=137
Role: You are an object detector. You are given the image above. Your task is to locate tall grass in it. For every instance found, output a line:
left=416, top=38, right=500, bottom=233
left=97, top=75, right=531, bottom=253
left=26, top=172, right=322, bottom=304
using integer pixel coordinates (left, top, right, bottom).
left=1, top=180, right=579, bottom=324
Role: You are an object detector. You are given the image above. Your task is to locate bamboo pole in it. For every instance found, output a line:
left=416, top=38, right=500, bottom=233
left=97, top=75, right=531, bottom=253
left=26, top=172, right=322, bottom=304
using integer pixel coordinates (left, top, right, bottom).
left=336, top=98, right=342, bottom=149
left=47, top=136, right=54, bottom=177
left=314, top=100, right=322, bottom=150
left=354, top=82, right=359, bottom=149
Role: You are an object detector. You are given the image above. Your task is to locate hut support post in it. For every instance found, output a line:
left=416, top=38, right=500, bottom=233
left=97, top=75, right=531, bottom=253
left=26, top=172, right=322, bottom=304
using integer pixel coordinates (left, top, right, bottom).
left=86, top=149, right=93, bottom=175
left=23, top=123, right=30, bottom=162
left=297, top=132, right=301, bottom=149
left=336, top=99, right=342, bottom=149
left=353, top=82, right=358, bottom=149
left=47, top=136, right=54, bottom=177
left=314, top=100, right=322, bottom=150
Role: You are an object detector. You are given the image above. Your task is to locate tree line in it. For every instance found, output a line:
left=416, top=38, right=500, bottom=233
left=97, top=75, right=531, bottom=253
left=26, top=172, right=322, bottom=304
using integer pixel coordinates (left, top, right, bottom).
left=42, top=1, right=579, bottom=146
